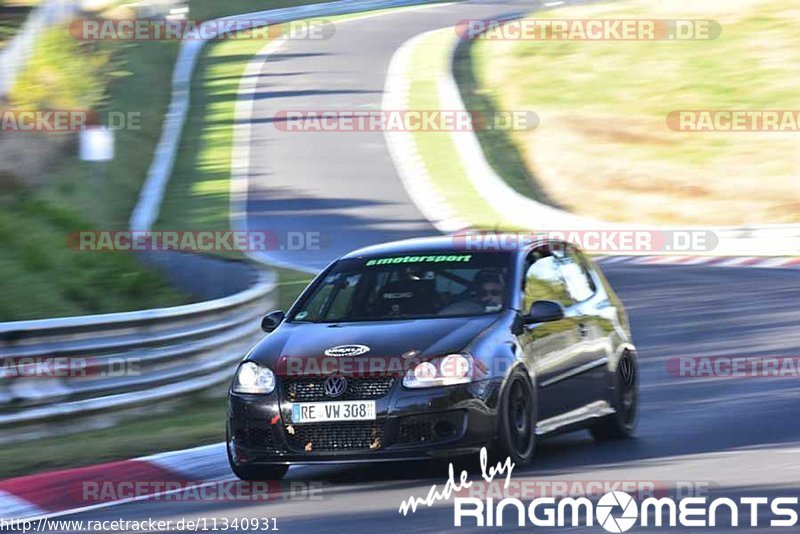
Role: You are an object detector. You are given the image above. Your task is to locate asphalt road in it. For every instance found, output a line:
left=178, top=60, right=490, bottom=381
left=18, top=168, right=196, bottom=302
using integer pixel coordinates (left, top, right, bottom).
left=39, top=0, right=800, bottom=532
left=42, top=265, right=800, bottom=533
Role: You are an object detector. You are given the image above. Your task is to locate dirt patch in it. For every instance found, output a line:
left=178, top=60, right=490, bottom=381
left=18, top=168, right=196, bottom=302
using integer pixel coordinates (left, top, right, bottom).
left=0, top=132, right=74, bottom=192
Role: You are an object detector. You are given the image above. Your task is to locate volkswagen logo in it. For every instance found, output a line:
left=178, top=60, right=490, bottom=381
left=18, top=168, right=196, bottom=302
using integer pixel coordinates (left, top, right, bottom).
left=324, top=344, right=370, bottom=357
left=323, top=375, right=348, bottom=398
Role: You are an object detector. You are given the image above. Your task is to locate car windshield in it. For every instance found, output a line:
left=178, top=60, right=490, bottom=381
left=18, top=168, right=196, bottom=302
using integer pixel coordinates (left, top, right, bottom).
left=290, top=252, right=513, bottom=323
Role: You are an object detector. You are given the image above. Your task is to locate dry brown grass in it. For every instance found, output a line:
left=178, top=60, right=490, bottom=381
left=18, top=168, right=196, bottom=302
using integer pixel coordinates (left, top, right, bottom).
left=473, top=0, right=800, bottom=225
left=529, top=110, right=800, bottom=225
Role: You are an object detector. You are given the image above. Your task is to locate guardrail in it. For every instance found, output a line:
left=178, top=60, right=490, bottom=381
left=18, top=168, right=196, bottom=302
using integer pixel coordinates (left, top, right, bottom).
left=0, top=269, right=275, bottom=436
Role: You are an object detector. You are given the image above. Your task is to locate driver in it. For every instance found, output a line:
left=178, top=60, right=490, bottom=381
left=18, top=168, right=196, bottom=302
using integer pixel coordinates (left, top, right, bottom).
left=474, top=270, right=505, bottom=308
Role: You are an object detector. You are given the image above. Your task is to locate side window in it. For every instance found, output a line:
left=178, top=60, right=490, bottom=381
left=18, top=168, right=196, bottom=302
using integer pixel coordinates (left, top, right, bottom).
left=558, top=250, right=595, bottom=303
left=300, top=274, right=337, bottom=320
left=523, top=252, right=572, bottom=310
left=300, top=273, right=361, bottom=320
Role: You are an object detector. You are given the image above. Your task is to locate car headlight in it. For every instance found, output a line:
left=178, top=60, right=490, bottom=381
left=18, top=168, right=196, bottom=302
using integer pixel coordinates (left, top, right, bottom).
left=403, top=353, right=474, bottom=388
left=232, top=362, right=276, bottom=394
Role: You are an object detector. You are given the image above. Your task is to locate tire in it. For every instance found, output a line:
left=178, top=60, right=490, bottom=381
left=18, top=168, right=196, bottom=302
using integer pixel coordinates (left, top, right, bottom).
left=227, top=430, right=289, bottom=481
left=591, top=351, right=638, bottom=441
left=493, top=368, right=537, bottom=466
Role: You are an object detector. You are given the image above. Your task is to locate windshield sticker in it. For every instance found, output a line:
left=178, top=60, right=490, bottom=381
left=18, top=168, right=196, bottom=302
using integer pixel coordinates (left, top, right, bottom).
left=365, top=254, right=472, bottom=266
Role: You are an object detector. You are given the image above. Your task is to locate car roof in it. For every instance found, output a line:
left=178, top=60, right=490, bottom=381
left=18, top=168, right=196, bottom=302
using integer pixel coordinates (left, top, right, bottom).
left=340, top=234, right=564, bottom=260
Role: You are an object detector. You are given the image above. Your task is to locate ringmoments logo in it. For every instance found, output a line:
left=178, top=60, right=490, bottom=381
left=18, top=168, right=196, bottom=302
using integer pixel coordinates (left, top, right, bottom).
left=595, top=491, right=638, bottom=532
left=397, top=449, right=800, bottom=530
left=452, top=491, right=800, bottom=529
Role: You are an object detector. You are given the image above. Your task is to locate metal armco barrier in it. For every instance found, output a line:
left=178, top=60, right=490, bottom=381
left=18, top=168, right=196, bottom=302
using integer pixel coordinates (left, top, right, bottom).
left=0, top=270, right=275, bottom=431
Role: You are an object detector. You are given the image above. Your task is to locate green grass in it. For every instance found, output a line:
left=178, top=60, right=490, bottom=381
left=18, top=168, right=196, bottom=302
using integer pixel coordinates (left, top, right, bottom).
left=0, top=35, right=189, bottom=320
left=406, top=29, right=513, bottom=229
left=157, top=6, right=429, bottom=296
left=467, top=0, right=800, bottom=224
left=158, top=4, right=427, bottom=232
left=452, top=39, right=551, bottom=204
left=0, top=388, right=228, bottom=479
left=470, top=3, right=800, bottom=165
left=0, top=0, right=338, bottom=321
left=0, top=197, right=190, bottom=321
left=473, top=3, right=800, bottom=123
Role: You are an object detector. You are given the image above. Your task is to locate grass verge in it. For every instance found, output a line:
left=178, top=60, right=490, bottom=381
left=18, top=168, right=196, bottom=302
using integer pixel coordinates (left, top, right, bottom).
left=452, top=39, right=552, bottom=205
left=0, top=0, right=340, bottom=321
left=0, top=26, right=190, bottom=320
left=157, top=6, right=431, bottom=298
left=0, top=388, right=227, bottom=479
left=469, top=0, right=800, bottom=225
left=406, top=29, right=511, bottom=229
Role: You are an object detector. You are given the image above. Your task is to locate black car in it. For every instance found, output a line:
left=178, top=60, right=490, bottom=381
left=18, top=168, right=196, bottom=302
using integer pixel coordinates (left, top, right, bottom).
left=227, top=236, right=638, bottom=480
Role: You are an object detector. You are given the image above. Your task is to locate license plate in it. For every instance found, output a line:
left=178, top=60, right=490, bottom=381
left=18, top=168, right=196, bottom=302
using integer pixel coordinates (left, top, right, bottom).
left=290, top=400, right=376, bottom=423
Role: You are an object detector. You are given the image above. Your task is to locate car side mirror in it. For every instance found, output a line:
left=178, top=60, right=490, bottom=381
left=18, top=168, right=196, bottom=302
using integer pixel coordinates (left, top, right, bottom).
left=523, top=300, right=565, bottom=324
left=261, top=310, right=285, bottom=333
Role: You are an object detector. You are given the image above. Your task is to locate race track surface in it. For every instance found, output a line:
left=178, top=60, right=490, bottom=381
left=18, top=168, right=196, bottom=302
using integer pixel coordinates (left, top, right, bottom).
left=38, top=1, right=800, bottom=532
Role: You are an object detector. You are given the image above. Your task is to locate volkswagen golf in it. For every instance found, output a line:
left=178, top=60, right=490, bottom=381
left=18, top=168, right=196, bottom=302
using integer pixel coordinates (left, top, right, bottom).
left=227, top=236, right=638, bottom=480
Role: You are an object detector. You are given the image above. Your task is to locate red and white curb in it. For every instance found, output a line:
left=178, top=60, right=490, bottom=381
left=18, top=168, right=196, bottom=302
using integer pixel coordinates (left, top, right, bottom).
left=0, top=442, right=231, bottom=523
left=594, top=255, right=800, bottom=269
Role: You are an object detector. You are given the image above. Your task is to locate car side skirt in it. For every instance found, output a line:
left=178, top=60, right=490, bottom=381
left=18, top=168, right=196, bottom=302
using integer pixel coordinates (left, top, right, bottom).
left=535, top=400, right=614, bottom=436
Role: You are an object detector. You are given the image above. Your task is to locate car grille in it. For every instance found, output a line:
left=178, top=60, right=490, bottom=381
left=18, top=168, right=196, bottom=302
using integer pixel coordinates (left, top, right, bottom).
left=285, top=421, right=385, bottom=452
left=245, top=421, right=280, bottom=452
left=283, top=377, right=394, bottom=402
left=397, top=411, right=465, bottom=445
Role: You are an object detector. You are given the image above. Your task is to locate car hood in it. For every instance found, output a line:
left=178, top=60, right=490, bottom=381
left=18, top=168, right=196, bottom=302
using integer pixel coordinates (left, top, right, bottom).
left=247, top=315, right=500, bottom=369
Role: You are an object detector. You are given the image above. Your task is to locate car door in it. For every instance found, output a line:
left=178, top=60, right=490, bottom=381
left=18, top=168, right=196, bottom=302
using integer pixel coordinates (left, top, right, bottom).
left=515, top=249, right=585, bottom=422
left=554, top=247, right=609, bottom=409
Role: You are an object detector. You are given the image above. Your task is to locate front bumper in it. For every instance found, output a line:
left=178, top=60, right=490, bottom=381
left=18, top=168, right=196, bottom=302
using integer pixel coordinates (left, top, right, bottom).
left=227, top=377, right=503, bottom=465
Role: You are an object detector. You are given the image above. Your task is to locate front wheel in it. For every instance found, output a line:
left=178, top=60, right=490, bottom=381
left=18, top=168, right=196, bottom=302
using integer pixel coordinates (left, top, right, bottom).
left=493, top=369, right=537, bottom=466
left=591, top=351, right=638, bottom=441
